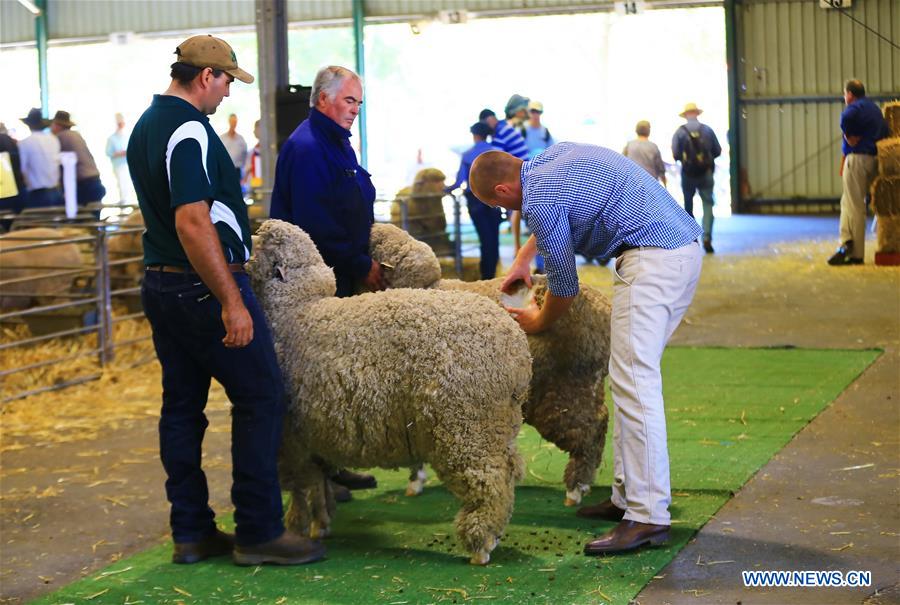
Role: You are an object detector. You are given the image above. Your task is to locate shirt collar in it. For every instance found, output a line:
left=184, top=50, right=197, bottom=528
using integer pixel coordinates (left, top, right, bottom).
left=520, top=158, right=534, bottom=214
left=310, top=107, right=352, bottom=141
left=152, top=94, right=208, bottom=121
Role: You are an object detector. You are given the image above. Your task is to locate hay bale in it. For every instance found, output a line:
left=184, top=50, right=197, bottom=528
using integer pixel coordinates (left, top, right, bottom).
left=871, top=176, right=900, bottom=217
left=876, top=215, right=900, bottom=254
left=877, top=138, right=900, bottom=177
left=884, top=101, right=900, bottom=138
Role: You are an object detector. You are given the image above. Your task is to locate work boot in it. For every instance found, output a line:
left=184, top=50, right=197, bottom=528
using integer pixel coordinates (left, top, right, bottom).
left=172, top=528, right=234, bottom=564
left=330, top=480, right=353, bottom=503
left=331, top=469, right=377, bottom=490
left=233, top=530, right=326, bottom=566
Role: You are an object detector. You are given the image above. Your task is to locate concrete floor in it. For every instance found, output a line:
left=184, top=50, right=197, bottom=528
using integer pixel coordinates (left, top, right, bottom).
left=1, top=215, right=898, bottom=604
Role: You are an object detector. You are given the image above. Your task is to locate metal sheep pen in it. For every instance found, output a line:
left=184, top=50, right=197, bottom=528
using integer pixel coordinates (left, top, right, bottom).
left=0, top=211, right=150, bottom=403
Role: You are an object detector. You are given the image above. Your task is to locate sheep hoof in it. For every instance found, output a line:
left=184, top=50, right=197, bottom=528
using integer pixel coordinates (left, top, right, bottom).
left=469, top=551, right=491, bottom=565
left=309, top=522, right=330, bottom=539
left=469, top=535, right=498, bottom=565
left=564, top=484, right=591, bottom=506
left=405, top=470, right=428, bottom=497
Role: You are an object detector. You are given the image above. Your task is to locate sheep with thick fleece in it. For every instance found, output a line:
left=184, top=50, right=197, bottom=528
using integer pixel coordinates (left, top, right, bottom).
left=369, top=223, right=611, bottom=505
left=247, top=219, right=531, bottom=564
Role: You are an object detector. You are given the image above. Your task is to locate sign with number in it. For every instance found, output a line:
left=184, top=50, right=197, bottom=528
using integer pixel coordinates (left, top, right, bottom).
left=614, top=1, right=645, bottom=15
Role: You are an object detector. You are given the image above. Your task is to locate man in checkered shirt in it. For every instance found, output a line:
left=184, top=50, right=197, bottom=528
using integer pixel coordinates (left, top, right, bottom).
left=470, top=143, right=703, bottom=555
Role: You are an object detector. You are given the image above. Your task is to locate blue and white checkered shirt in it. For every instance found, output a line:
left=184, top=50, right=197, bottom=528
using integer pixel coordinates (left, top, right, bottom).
left=521, top=143, right=702, bottom=297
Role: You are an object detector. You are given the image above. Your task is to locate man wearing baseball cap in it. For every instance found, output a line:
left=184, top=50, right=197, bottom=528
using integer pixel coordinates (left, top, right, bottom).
left=446, top=121, right=503, bottom=279
left=127, top=34, right=325, bottom=567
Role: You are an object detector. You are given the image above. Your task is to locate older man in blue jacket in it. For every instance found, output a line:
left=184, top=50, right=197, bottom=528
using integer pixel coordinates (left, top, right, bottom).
left=269, top=65, right=381, bottom=494
left=270, top=65, right=385, bottom=297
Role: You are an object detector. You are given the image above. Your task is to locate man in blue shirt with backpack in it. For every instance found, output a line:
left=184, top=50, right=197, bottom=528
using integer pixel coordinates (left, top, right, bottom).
left=672, top=103, right=721, bottom=254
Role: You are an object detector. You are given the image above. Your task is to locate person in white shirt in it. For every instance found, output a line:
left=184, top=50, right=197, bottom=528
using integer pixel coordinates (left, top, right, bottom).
left=220, top=113, right=248, bottom=179
left=106, top=113, right=134, bottom=204
left=17, top=108, right=62, bottom=209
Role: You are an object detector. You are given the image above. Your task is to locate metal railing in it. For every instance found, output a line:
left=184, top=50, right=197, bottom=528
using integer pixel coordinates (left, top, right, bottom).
left=379, top=191, right=481, bottom=276
left=0, top=205, right=150, bottom=403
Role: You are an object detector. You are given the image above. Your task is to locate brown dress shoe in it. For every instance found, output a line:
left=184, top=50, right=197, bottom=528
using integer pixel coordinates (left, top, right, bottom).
left=233, top=529, right=326, bottom=566
left=172, top=529, right=234, bottom=564
left=331, top=469, right=377, bottom=490
left=583, top=520, right=670, bottom=555
left=576, top=499, right=626, bottom=521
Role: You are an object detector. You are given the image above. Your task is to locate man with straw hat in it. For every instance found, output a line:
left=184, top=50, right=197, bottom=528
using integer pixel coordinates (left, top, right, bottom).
left=127, top=34, right=326, bottom=567
left=51, top=110, right=106, bottom=209
left=17, top=107, right=62, bottom=209
left=672, top=102, right=721, bottom=253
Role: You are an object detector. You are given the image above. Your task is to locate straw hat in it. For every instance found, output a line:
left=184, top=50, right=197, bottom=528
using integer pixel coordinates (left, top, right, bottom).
left=679, top=102, right=703, bottom=118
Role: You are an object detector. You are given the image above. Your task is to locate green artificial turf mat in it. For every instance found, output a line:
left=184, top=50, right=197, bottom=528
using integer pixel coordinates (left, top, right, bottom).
left=32, top=347, right=879, bottom=605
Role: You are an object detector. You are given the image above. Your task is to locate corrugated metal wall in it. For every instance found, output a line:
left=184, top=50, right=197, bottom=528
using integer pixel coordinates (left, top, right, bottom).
left=0, top=0, right=618, bottom=45
left=735, top=0, right=900, bottom=211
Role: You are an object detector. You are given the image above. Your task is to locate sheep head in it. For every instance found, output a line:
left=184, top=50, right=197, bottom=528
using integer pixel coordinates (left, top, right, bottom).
left=247, top=219, right=337, bottom=304
left=369, top=223, right=442, bottom=289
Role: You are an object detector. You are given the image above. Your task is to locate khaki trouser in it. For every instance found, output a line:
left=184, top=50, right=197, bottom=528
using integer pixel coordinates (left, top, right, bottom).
left=609, top=241, right=703, bottom=525
left=839, top=153, right=878, bottom=260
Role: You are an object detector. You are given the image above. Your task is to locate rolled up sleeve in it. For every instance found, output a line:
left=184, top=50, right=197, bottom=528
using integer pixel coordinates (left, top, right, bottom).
left=525, top=203, right=579, bottom=297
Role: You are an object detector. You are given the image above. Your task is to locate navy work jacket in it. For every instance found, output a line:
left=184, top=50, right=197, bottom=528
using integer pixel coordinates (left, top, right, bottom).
left=270, top=107, right=376, bottom=297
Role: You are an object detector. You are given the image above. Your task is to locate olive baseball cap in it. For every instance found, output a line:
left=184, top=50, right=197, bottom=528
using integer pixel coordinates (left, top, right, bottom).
left=175, top=34, right=254, bottom=84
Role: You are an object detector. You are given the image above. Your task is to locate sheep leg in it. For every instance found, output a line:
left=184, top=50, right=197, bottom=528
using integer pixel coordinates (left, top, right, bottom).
left=525, top=383, right=610, bottom=506
left=405, top=465, right=427, bottom=497
left=282, top=459, right=332, bottom=539
left=433, top=447, right=522, bottom=566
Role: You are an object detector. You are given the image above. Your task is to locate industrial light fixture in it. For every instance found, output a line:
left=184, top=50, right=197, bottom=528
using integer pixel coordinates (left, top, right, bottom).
left=16, top=0, right=41, bottom=16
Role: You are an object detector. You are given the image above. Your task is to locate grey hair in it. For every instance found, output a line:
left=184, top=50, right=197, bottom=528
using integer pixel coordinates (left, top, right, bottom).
left=310, top=66, right=362, bottom=108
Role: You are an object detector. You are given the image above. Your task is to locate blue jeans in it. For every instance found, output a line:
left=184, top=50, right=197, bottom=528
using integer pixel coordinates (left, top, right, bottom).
left=141, top=270, right=286, bottom=546
left=466, top=194, right=501, bottom=280
left=76, top=176, right=106, bottom=205
left=681, top=170, right=715, bottom=241
left=26, top=187, right=63, bottom=209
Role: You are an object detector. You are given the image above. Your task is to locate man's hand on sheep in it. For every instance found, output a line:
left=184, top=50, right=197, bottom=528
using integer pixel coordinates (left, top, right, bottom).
left=505, top=291, right=576, bottom=335
left=362, top=259, right=388, bottom=292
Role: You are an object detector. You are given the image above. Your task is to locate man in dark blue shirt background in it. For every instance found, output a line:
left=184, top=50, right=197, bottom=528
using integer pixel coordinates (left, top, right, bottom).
left=447, top=121, right=500, bottom=279
left=829, top=79, right=889, bottom=266
left=270, top=65, right=385, bottom=296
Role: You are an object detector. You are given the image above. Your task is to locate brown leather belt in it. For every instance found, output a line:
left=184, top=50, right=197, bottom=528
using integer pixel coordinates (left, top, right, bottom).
left=146, top=263, right=245, bottom=274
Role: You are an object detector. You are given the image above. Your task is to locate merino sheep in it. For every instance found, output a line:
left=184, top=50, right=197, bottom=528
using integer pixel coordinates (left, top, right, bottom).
left=248, top=219, right=532, bottom=565
left=369, top=223, right=611, bottom=506
left=0, top=228, right=85, bottom=311
left=390, top=168, right=454, bottom=256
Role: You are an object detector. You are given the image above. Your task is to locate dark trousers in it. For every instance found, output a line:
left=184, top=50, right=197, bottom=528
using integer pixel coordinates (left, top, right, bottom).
left=26, top=187, right=63, bottom=209
left=76, top=176, right=106, bottom=206
left=466, top=194, right=502, bottom=280
left=680, top=170, right=715, bottom=241
left=141, top=270, right=286, bottom=546
left=0, top=194, right=25, bottom=231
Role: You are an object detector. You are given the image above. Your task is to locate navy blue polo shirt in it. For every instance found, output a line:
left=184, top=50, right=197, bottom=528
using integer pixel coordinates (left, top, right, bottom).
left=127, top=95, right=252, bottom=267
left=841, top=98, right=889, bottom=156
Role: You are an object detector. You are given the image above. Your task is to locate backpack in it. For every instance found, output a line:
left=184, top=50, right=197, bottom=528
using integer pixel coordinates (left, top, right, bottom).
left=519, top=124, right=552, bottom=144
left=679, top=125, right=714, bottom=177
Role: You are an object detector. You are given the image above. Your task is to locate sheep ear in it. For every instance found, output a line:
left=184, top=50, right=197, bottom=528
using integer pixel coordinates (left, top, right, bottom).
left=275, top=266, right=287, bottom=282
